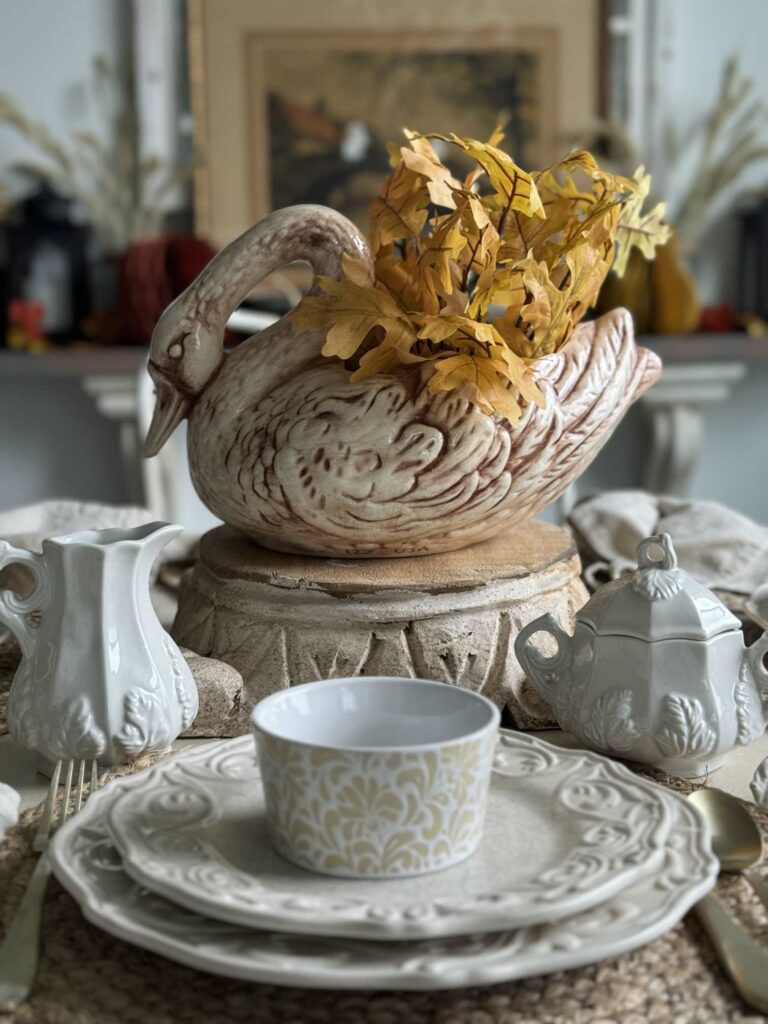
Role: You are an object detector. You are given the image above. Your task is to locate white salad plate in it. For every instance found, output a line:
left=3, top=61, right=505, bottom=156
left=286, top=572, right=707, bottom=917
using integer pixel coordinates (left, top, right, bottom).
left=101, top=733, right=673, bottom=940
left=49, top=769, right=716, bottom=991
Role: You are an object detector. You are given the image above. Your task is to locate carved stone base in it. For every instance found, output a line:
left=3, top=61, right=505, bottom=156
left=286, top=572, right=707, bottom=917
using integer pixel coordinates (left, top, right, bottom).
left=172, top=522, right=589, bottom=728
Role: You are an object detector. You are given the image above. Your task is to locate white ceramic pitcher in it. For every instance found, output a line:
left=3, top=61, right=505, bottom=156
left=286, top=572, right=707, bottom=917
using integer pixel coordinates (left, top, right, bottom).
left=0, top=522, right=198, bottom=764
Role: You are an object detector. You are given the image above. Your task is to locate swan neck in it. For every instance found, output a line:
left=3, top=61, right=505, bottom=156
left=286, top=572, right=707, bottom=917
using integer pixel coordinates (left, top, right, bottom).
left=190, top=204, right=371, bottom=335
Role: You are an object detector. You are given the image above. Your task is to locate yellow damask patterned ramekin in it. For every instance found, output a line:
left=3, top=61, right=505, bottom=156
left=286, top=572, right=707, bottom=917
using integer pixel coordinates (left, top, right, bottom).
left=252, top=676, right=500, bottom=879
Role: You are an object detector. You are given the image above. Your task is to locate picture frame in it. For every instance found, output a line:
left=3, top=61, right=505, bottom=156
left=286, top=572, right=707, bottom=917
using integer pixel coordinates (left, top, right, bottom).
left=187, top=0, right=600, bottom=247
left=245, top=29, right=558, bottom=231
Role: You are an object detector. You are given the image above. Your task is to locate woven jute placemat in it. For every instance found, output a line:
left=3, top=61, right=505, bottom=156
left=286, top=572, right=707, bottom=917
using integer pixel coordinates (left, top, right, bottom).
left=1, top=757, right=768, bottom=1022
left=4, top=639, right=768, bottom=1020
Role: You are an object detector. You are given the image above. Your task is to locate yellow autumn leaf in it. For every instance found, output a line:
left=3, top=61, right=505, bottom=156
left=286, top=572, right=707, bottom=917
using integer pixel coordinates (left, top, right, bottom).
left=419, top=132, right=545, bottom=222
left=514, top=236, right=615, bottom=359
left=398, top=129, right=463, bottom=209
left=455, top=191, right=500, bottom=279
left=459, top=190, right=492, bottom=229
left=547, top=205, right=618, bottom=291
left=612, top=167, right=671, bottom=276
left=385, top=140, right=402, bottom=168
left=519, top=260, right=564, bottom=354
left=374, top=248, right=424, bottom=312
left=415, top=313, right=499, bottom=347
left=418, top=211, right=466, bottom=294
left=492, top=342, right=547, bottom=407
left=538, top=150, right=638, bottom=198
left=462, top=120, right=506, bottom=188
left=426, top=353, right=530, bottom=425
left=468, top=264, right=526, bottom=320
left=416, top=314, right=543, bottom=408
left=369, top=162, right=430, bottom=253
left=493, top=305, right=528, bottom=357
left=351, top=337, right=421, bottom=381
left=340, top=250, right=374, bottom=287
left=439, top=286, right=470, bottom=316
left=497, top=150, right=635, bottom=264
left=486, top=120, right=506, bottom=149
left=292, top=276, right=416, bottom=361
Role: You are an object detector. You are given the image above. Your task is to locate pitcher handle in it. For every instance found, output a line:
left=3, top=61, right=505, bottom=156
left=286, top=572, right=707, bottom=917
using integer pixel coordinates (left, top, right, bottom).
left=0, top=542, right=48, bottom=656
left=514, top=613, right=573, bottom=706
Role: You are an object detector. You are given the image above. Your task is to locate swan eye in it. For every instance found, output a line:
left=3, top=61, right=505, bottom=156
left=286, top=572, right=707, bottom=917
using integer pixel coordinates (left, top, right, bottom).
left=168, top=342, right=183, bottom=359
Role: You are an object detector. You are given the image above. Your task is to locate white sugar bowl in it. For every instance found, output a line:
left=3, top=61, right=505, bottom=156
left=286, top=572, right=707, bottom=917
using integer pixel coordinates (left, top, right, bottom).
left=252, top=677, right=500, bottom=878
left=515, top=533, right=768, bottom=778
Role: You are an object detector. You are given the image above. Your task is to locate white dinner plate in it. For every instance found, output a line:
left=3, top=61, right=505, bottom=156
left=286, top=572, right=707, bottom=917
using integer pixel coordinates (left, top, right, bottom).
left=100, top=732, right=674, bottom=940
left=50, top=772, right=716, bottom=991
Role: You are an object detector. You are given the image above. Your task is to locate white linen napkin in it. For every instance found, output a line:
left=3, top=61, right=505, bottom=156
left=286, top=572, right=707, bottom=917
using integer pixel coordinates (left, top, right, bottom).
left=569, top=491, right=768, bottom=595
left=0, top=500, right=197, bottom=563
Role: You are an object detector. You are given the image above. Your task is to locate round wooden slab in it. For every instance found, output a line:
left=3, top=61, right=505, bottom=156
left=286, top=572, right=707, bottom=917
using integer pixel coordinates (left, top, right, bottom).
left=198, top=521, right=580, bottom=595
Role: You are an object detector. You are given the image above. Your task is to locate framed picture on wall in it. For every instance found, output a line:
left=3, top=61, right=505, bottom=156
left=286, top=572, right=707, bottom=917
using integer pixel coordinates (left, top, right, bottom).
left=188, top=0, right=600, bottom=247
left=246, top=30, right=558, bottom=232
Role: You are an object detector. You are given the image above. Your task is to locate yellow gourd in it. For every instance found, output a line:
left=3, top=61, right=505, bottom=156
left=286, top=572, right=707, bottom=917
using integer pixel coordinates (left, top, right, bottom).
left=596, top=236, right=700, bottom=334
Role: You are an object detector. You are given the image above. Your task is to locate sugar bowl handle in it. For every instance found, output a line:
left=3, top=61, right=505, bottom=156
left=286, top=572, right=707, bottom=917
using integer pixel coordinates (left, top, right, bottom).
left=0, top=542, right=48, bottom=657
left=747, top=630, right=768, bottom=690
left=514, top=613, right=573, bottom=707
left=747, top=633, right=768, bottom=806
left=752, top=753, right=768, bottom=809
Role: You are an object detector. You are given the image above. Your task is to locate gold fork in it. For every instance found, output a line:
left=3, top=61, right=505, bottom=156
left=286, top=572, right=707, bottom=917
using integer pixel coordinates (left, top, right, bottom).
left=0, top=758, right=99, bottom=1010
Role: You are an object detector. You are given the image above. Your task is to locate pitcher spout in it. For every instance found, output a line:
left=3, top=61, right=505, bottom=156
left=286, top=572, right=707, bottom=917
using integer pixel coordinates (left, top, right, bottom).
left=132, top=521, right=184, bottom=554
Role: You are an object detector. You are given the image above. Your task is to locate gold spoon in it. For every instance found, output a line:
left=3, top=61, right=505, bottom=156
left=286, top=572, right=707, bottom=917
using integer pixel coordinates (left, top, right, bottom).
left=688, top=788, right=768, bottom=1013
left=689, top=789, right=768, bottom=907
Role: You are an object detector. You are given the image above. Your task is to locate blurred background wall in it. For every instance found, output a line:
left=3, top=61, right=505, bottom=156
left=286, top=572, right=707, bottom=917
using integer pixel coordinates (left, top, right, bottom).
left=0, top=0, right=129, bottom=508
left=579, top=0, right=768, bottom=519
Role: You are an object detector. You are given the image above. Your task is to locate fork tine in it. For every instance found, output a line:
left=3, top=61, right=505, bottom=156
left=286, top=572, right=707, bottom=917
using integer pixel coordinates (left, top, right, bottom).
left=0, top=757, right=101, bottom=1009
left=57, top=759, right=74, bottom=831
left=73, top=759, right=86, bottom=814
left=89, top=759, right=98, bottom=795
left=33, top=760, right=62, bottom=852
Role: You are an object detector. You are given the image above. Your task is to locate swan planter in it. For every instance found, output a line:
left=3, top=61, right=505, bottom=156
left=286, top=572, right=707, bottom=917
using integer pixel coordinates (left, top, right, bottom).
left=144, top=205, right=661, bottom=558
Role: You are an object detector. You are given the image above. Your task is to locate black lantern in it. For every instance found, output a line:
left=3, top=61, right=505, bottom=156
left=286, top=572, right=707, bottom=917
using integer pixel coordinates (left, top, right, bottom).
left=0, top=184, right=91, bottom=346
left=738, top=195, right=768, bottom=323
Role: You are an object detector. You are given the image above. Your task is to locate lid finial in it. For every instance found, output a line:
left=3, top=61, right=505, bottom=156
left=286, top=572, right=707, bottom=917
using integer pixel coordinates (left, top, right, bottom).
left=632, top=533, right=683, bottom=601
left=636, top=534, right=678, bottom=573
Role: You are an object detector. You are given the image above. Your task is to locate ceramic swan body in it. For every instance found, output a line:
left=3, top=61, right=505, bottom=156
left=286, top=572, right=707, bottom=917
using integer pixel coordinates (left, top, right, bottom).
left=145, top=205, right=661, bottom=558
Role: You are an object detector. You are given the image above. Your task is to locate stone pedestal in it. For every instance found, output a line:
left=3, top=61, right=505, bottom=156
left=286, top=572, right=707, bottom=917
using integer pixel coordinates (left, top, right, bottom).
left=172, top=521, right=588, bottom=728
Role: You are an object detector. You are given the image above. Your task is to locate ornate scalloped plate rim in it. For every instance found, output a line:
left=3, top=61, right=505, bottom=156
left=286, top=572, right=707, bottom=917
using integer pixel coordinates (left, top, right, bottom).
left=102, top=732, right=672, bottom=940
left=48, top=784, right=716, bottom=991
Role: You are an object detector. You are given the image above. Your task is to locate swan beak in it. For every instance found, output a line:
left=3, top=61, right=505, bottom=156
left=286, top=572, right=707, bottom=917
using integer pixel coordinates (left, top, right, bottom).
left=144, top=376, right=191, bottom=457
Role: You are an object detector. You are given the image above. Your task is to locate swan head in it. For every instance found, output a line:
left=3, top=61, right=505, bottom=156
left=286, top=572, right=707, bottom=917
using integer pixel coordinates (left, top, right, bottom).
left=144, top=303, right=224, bottom=457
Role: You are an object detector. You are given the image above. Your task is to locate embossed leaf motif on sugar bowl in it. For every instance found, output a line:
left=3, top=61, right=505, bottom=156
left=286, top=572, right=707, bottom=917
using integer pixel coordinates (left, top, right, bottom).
left=516, top=533, right=768, bottom=777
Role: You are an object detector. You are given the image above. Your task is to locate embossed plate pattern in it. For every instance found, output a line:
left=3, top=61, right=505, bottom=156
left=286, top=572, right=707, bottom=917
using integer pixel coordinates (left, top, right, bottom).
left=49, top=781, right=716, bottom=991
left=104, top=733, right=672, bottom=939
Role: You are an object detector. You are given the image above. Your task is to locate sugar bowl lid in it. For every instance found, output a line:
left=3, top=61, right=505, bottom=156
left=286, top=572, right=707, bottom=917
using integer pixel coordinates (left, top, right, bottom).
left=577, top=533, right=741, bottom=642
